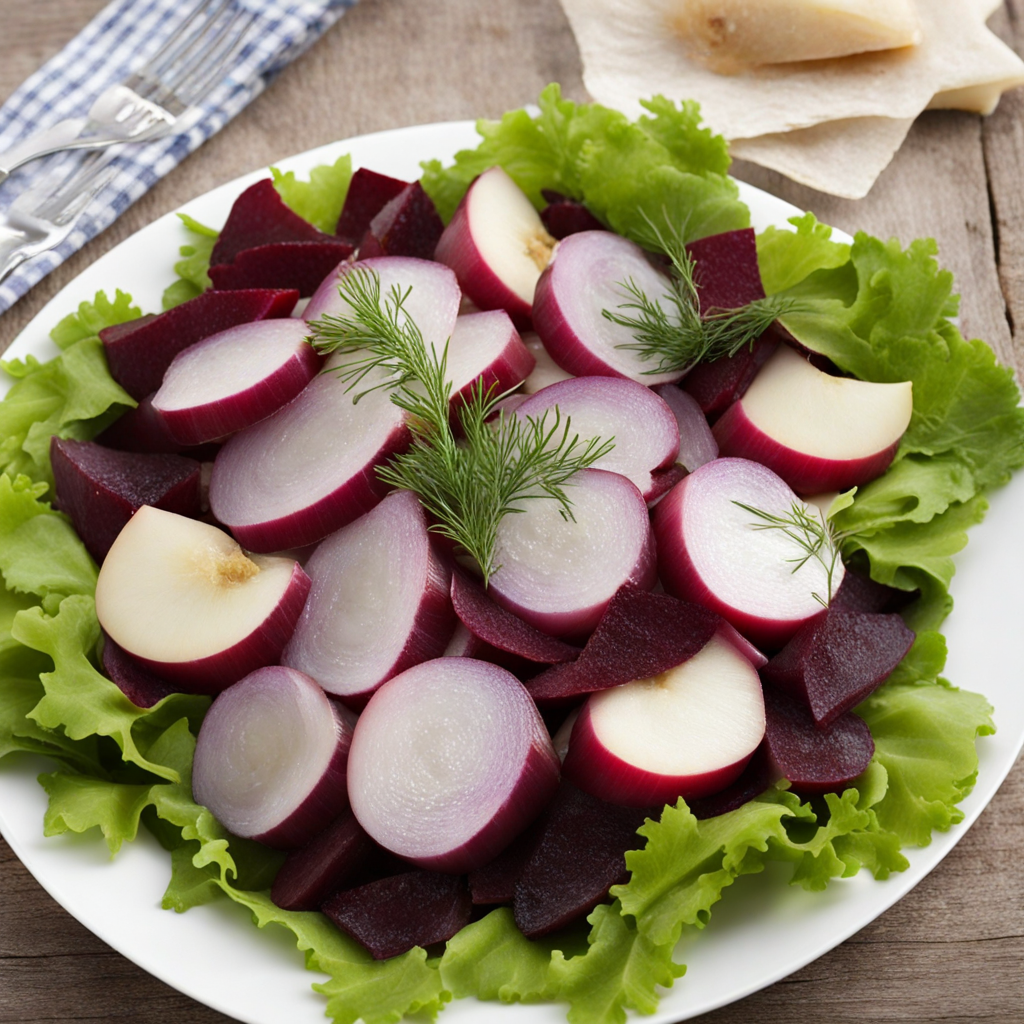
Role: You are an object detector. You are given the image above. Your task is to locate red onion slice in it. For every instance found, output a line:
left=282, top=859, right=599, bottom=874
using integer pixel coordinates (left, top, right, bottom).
left=192, top=666, right=355, bottom=849
left=347, top=658, right=560, bottom=874
left=208, top=357, right=409, bottom=552
left=514, top=377, right=680, bottom=501
left=446, top=310, right=535, bottom=402
left=282, top=489, right=454, bottom=707
left=532, top=231, right=680, bottom=384
left=653, top=384, right=719, bottom=472
left=152, top=319, right=320, bottom=446
left=304, top=255, right=460, bottom=350
left=487, top=468, right=657, bottom=639
left=654, top=457, right=843, bottom=649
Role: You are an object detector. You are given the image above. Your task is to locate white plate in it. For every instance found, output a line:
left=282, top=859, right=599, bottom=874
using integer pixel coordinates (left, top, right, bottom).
left=1, top=121, right=1022, bottom=1024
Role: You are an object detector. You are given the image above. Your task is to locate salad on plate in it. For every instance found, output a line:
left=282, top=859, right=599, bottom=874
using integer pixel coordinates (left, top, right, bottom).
left=0, top=84, right=1021, bottom=1024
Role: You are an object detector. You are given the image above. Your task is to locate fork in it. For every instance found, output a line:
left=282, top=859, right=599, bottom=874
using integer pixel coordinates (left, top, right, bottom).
left=0, top=0, right=259, bottom=186
left=0, top=151, right=120, bottom=286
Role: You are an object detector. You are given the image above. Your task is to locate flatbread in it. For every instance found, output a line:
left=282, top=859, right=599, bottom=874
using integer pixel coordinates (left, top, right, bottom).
left=729, top=116, right=915, bottom=198
left=562, top=0, right=1024, bottom=138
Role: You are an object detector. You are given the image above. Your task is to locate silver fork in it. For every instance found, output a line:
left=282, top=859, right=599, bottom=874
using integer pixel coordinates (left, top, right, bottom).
left=0, top=0, right=259, bottom=185
left=0, top=152, right=120, bottom=285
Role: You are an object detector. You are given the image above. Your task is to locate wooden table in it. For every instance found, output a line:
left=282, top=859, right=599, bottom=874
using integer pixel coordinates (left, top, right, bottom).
left=1, top=1, right=1022, bottom=1022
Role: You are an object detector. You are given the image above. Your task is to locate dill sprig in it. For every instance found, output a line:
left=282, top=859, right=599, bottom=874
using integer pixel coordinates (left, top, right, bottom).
left=732, top=499, right=846, bottom=607
left=308, top=267, right=613, bottom=584
left=603, top=216, right=802, bottom=376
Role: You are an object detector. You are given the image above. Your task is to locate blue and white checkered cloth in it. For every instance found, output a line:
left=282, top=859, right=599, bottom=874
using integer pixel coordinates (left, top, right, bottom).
left=0, top=0, right=358, bottom=316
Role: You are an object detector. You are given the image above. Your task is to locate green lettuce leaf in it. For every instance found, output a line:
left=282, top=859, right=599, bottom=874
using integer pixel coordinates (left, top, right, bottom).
left=0, top=292, right=138, bottom=489
left=420, top=84, right=747, bottom=243
left=271, top=154, right=353, bottom=234
left=162, top=214, right=218, bottom=310
left=757, top=212, right=851, bottom=296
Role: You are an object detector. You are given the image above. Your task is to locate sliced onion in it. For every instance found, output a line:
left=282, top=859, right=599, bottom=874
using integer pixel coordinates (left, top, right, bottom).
left=347, top=658, right=560, bottom=873
left=192, top=666, right=355, bottom=849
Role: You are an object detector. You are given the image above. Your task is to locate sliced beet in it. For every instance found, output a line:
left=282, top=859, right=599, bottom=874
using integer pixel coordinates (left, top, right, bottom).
left=96, top=395, right=220, bottom=459
left=210, top=179, right=337, bottom=266
left=270, top=808, right=376, bottom=911
left=450, top=569, right=581, bottom=665
left=101, top=633, right=178, bottom=708
left=831, top=568, right=918, bottom=615
left=335, top=168, right=409, bottom=242
left=761, top=609, right=915, bottom=727
left=524, top=586, right=720, bottom=705
left=321, top=870, right=472, bottom=959
left=512, top=781, right=654, bottom=938
left=468, top=823, right=542, bottom=906
left=208, top=241, right=354, bottom=296
left=762, top=686, right=874, bottom=796
left=50, top=437, right=201, bottom=562
left=101, top=288, right=299, bottom=400
left=687, top=743, right=774, bottom=820
left=683, top=334, right=780, bottom=422
left=540, top=198, right=606, bottom=240
left=357, top=182, right=443, bottom=261
left=686, top=228, right=765, bottom=313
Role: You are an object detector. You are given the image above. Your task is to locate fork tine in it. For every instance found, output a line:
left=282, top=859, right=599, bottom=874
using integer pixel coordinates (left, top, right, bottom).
left=174, top=10, right=260, bottom=108
left=137, top=0, right=226, bottom=87
left=156, top=5, right=251, bottom=102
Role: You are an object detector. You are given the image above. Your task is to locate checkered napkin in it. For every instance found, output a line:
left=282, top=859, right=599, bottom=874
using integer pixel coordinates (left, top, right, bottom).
left=0, top=0, right=359, bottom=316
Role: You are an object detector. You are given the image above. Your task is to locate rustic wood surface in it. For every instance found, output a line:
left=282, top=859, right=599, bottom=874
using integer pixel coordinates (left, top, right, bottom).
left=0, top=1, right=1022, bottom=1022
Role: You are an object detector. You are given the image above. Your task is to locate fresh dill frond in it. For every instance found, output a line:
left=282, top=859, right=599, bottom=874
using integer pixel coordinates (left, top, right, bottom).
left=308, top=267, right=613, bottom=584
left=603, top=213, right=802, bottom=376
left=732, top=499, right=846, bottom=607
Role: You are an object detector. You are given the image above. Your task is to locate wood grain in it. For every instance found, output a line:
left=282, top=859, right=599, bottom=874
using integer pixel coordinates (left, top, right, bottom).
left=1, top=1, right=1022, bottom=1023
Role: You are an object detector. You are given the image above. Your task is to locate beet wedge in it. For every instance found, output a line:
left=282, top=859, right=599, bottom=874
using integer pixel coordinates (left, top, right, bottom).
left=335, top=168, right=409, bottom=243
left=357, top=182, right=443, bottom=260
left=271, top=809, right=376, bottom=911
left=450, top=568, right=581, bottom=666
left=762, top=608, right=915, bottom=727
left=101, top=288, right=298, bottom=400
left=210, top=178, right=339, bottom=266
left=50, top=438, right=201, bottom=563
left=525, top=586, right=720, bottom=705
left=762, top=686, right=874, bottom=796
left=209, top=240, right=354, bottom=295
left=321, top=871, right=472, bottom=960
left=513, top=781, right=655, bottom=938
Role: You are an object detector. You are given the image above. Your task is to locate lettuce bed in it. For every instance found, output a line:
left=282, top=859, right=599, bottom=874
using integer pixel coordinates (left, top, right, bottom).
left=0, top=85, right=1020, bottom=1024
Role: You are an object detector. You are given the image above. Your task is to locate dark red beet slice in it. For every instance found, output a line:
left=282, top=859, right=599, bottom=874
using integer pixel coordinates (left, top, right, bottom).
left=50, top=437, right=201, bottom=562
left=101, top=633, right=177, bottom=708
left=210, top=179, right=337, bottom=266
left=762, top=686, right=874, bottom=796
left=687, top=743, right=774, bottom=820
left=208, top=241, right=354, bottom=296
left=335, top=168, right=409, bottom=243
left=647, top=464, right=688, bottom=505
left=762, top=609, right=915, bottom=728
left=321, top=870, right=472, bottom=959
left=513, top=781, right=655, bottom=938
left=101, top=289, right=299, bottom=400
left=683, top=334, right=780, bottom=422
left=831, top=568, right=918, bottom=615
left=678, top=228, right=788, bottom=421
left=525, top=586, right=721, bottom=705
left=271, top=808, right=376, bottom=911
left=540, top=199, right=606, bottom=240
left=357, top=183, right=443, bottom=261
left=468, top=822, right=543, bottom=906
left=97, top=395, right=220, bottom=460
left=450, top=569, right=581, bottom=665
